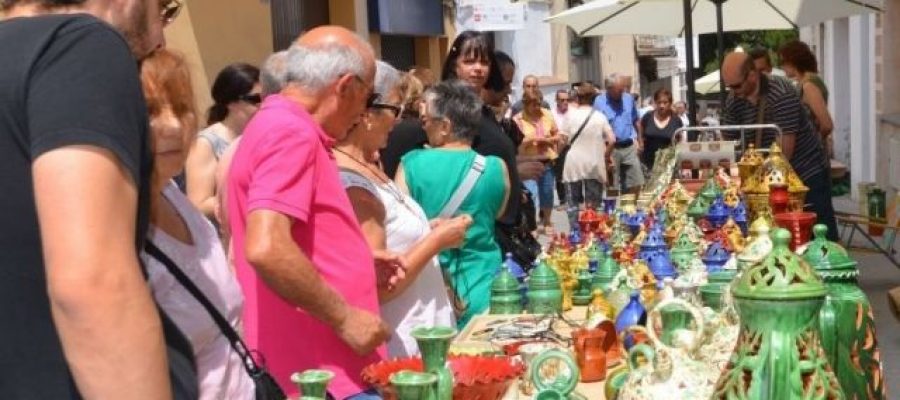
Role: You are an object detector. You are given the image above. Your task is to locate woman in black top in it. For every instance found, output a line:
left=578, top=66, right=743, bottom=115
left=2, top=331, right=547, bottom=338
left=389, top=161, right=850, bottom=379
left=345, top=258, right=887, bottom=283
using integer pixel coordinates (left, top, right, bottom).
left=639, top=88, right=683, bottom=169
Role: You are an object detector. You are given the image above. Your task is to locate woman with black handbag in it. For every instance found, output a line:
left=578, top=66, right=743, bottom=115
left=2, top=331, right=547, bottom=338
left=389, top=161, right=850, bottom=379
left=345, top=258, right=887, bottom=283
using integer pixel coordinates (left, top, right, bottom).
left=138, top=49, right=280, bottom=400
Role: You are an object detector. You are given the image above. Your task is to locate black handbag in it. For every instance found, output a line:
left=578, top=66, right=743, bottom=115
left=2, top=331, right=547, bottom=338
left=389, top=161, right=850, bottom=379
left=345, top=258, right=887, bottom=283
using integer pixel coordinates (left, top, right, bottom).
left=146, top=242, right=287, bottom=400
left=496, top=185, right=542, bottom=272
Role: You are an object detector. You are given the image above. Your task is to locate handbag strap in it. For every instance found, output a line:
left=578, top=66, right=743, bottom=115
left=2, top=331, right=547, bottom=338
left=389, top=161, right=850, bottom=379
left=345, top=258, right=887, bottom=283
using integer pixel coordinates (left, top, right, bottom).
left=145, top=241, right=262, bottom=376
left=439, top=154, right=486, bottom=218
left=568, top=110, right=593, bottom=148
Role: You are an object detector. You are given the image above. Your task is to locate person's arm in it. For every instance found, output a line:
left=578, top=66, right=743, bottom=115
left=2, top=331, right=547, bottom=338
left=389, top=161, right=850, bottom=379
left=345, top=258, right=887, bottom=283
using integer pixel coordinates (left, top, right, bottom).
left=801, top=82, right=834, bottom=138
left=345, top=187, right=469, bottom=302
left=35, top=147, right=170, bottom=399
left=496, top=161, right=512, bottom=220
left=185, top=137, right=219, bottom=218
left=633, top=106, right=644, bottom=151
left=245, top=209, right=388, bottom=354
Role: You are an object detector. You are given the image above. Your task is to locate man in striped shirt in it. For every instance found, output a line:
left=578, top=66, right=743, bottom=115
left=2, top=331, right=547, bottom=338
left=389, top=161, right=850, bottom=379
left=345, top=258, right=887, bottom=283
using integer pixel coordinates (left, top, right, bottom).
left=721, top=52, right=838, bottom=240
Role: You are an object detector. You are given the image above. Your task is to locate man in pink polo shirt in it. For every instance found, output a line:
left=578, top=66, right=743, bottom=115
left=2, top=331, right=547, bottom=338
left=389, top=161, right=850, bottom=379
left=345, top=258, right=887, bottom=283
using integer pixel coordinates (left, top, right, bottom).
left=227, top=26, right=391, bottom=399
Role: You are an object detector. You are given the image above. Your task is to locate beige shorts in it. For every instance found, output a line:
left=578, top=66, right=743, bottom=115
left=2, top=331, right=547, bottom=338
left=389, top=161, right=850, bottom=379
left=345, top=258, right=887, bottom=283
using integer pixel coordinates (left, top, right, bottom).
left=613, top=144, right=644, bottom=190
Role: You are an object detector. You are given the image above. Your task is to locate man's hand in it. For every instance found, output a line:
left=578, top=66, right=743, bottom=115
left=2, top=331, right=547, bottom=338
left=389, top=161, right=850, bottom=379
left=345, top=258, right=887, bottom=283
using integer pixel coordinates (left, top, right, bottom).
left=518, top=160, right=545, bottom=181
left=333, top=307, right=391, bottom=355
left=373, top=250, right=405, bottom=292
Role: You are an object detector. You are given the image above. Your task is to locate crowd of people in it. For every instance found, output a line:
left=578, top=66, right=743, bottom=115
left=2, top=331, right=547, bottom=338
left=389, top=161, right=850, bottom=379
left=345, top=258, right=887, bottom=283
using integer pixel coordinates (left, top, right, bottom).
left=0, top=0, right=839, bottom=398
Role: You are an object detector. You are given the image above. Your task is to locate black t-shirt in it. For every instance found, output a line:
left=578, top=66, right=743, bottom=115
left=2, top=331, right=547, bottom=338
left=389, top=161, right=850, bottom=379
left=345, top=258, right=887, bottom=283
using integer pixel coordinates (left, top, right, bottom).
left=473, top=106, right=521, bottom=226
left=381, top=117, right=428, bottom=179
left=0, top=14, right=195, bottom=398
left=640, top=112, right=683, bottom=141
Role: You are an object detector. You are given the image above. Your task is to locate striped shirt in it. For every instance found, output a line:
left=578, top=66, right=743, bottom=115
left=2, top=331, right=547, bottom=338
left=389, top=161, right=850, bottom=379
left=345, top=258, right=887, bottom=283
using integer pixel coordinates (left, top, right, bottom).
left=722, top=75, right=827, bottom=181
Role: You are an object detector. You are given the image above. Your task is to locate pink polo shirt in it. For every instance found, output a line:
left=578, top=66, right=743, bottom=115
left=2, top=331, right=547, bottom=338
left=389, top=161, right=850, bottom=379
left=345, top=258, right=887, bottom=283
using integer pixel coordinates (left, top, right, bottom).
left=227, top=95, right=384, bottom=398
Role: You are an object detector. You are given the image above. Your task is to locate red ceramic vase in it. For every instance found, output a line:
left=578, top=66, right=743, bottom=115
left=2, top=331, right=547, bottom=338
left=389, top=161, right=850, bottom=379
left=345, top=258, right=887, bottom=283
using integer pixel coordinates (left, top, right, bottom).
left=769, top=184, right=790, bottom=215
left=774, top=211, right=818, bottom=251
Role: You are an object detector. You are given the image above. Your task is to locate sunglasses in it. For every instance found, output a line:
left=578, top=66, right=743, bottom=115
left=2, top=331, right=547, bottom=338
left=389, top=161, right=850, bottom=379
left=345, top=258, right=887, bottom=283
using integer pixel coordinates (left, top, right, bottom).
left=239, top=93, right=262, bottom=105
left=726, top=70, right=751, bottom=91
left=160, top=0, right=183, bottom=25
left=370, top=103, right=402, bottom=119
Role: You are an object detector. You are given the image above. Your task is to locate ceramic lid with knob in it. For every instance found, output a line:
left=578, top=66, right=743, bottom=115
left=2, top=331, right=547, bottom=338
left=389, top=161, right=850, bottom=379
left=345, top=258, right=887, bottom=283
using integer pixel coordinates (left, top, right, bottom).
left=797, top=224, right=859, bottom=281
left=732, top=229, right=826, bottom=300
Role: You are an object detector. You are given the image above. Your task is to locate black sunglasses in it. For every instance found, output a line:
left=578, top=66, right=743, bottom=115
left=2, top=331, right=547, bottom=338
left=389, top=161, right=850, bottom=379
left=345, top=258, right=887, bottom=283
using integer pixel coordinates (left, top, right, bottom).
left=726, top=69, right=751, bottom=91
left=160, top=0, right=183, bottom=25
left=239, top=93, right=262, bottom=105
left=366, top=92, right=379, bottom=108
left=370, top=103, right=402, bottom=119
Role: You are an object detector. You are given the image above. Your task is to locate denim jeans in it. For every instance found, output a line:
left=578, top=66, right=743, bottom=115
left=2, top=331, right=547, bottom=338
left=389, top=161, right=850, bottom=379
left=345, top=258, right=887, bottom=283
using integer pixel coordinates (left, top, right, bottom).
left=526, top=164, right=555, bottom=209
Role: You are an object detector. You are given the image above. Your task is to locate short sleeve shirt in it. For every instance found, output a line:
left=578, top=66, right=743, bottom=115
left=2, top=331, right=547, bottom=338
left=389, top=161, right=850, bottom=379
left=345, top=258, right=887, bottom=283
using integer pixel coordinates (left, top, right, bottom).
left=226, top=95, right=384, bottom=398
left=722, top=75, right=827, bottom=181
left=593, top=92, right=639, bottom=142
left=0, top=14, right=195, bottom=398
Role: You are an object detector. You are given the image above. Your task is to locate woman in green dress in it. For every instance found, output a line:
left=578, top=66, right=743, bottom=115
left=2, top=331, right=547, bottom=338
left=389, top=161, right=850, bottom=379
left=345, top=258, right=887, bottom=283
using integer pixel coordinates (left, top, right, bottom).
left=396, top=80, right=511, bottom=326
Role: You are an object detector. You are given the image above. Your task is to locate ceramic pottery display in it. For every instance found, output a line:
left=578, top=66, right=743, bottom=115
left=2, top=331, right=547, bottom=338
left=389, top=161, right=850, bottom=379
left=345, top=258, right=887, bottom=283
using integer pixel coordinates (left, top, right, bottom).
left=572, top=268, right=594, bottom=306
left=619, top=299, right=720, bottom=400
left=687, top=195, right=711, bottom=222
left=527, top=260, right=563, bottom=314
left=626, top=209, right=648, bottom=236
left=390, top=370, right=437, bottom=400
left=703, top=241, right=731, bottom=274
left=713, top=229, right=844, bottom=399
left=737, top=216, right=774, bottom=270
left=707, top=196, right=731, bottom=229
left=586, top=289, right=617, bottom=320
left=572, top=327, right=609, bottom=382
left=615, top=291, right=647, bottom=334
left=737, top=143, right=764, bottom=192
left=291, top=369, right=334, bottom=399
left=731, top=200, right=749, bottom=235
left=799, top=225, right=884, bottom=399
left=699, top=177, right=723, bottom=205
left=670, top=230, right=699, bottom=272
left=412, top=326, right=456, bottom=400
left=530, top=349, right=580, bottom=398
left=362, top=355, right=524, bottom=400
left=774, top=211, right=818, bottom=250
left=592, top=253, right=621, bottom=294
left=743, top=143, right=809, bottom=220
left=586, top=240, right=603, bottom=274
left=490, top=264, right=523, bottom=314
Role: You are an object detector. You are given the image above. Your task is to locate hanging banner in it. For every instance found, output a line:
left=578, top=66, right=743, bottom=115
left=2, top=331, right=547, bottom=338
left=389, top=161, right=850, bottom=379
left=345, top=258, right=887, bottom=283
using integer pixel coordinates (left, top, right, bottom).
left=457, top=0, right=526, bottom=32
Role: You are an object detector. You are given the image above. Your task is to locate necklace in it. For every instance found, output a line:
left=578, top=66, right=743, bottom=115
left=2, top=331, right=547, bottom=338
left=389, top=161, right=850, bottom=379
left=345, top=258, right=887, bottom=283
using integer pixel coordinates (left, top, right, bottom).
left=333, top=147, right=412, bottom=210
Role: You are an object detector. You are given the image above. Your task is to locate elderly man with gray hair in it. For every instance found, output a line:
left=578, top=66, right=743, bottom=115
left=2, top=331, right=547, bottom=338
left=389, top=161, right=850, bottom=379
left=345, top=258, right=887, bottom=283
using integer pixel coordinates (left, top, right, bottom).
left=593, top=72, right=644, bottom=194
left=226, top=26, right=400, bottom=399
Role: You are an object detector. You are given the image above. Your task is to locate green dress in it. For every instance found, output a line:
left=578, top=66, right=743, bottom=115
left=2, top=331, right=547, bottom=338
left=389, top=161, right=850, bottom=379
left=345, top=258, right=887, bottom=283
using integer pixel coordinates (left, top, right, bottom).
left=402, top=148, right=507, bottom=326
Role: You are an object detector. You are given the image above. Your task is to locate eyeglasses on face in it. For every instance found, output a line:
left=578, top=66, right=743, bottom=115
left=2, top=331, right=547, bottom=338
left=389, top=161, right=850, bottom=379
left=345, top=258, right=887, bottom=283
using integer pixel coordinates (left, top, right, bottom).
left=160, top=0, right=183, bottom=25
left=239, top=93, right=262, bottom=105
left=726, top=69, right=752, bottom=91
left=369, top=103, right=402, bottom=119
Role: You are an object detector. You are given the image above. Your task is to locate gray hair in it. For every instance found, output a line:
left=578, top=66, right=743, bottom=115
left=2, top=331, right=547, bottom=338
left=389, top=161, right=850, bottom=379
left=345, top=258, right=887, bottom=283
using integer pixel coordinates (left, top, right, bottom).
left=374, top=60, right=401, bottom=98
left=604, top=72, right=623, bottom=89
left=260, top=50, right=289, bottom=97
left=284, top=39, right=373, bottom=92
left=423, top=80, right=483, bottom=142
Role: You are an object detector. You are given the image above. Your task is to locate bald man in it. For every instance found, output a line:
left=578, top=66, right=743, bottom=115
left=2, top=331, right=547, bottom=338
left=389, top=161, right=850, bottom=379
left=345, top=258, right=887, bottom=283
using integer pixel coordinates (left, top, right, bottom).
left=227, top=26, right=395, bottom=398
left=510, top=74, right=550, bottom=116
left=721, top=52, right=837, bottom=240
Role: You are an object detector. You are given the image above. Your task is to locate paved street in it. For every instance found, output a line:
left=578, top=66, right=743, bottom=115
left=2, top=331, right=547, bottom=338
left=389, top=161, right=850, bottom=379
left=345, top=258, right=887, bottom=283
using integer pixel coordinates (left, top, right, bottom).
left=543, top=194, right=899, bottom=398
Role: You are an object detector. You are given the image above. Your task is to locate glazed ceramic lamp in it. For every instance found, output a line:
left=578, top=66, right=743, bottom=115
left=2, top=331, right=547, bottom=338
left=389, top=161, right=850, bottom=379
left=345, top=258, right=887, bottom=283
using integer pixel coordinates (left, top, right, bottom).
left=290, top=369, right=334, bottom=399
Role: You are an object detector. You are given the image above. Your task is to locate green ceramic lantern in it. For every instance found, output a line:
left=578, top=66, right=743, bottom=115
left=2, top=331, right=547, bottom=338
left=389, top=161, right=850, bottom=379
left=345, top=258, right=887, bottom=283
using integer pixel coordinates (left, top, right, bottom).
left=527, top=260, right=563, bottom=314
left=490, top=267, right=523, bottom=314
left=669, top=230, right=699, bottom=272
left=592, top=253, right=620, bottom=294
left=687, top=195, right=710, bottom=222
left=713, top=229, right=844, bottom=399
left=411, top=326, right=456, bottom=400
left=573, top=267, right=594, bottom=306
left=699, top=177, right=723, bottom=204
left=799, top=225, right=884, bottom=400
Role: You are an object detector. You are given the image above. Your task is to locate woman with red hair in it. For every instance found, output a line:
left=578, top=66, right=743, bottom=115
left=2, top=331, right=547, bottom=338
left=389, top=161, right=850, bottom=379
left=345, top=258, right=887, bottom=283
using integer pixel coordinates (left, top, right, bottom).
left=779, top=40, right=834, bottom=157
left=140, top=49, right=258, bottom=400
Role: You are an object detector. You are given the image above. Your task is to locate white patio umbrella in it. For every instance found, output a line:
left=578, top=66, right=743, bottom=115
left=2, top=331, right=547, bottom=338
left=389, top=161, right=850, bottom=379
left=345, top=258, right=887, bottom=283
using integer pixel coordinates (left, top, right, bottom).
left=546, top=0, right=882, bottom=37
left=695, top=69, right=721, bottom=95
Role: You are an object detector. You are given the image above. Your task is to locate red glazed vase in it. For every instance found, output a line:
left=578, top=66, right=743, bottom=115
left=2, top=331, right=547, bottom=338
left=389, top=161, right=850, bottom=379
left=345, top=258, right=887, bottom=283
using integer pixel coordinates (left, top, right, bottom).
left=774, top=211, right=818, bottom=251
left=769, top=184, right=790, bottom=215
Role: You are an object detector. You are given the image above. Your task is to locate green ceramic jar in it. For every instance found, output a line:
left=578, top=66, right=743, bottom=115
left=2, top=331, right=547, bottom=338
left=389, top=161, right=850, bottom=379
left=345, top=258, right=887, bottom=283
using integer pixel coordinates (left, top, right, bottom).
left=490, top=267, right=522, bottom=314
left=527, top=260, right=563, bottom=314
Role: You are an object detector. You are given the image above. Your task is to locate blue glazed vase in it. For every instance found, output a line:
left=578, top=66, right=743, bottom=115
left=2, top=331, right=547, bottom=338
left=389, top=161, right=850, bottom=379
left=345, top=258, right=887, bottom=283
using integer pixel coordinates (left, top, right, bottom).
left=615, top=291, right=647, bottom=334
left=702, top=241, right=731, bottom=273
left=706, top=195, right=731, bottom=229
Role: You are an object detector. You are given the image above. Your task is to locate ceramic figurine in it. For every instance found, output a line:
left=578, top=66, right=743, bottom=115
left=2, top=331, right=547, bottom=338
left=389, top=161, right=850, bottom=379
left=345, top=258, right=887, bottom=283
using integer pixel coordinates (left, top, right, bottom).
left=799, top=225, right=884, bottom=399
left=713, top=229, right=844, bottom=399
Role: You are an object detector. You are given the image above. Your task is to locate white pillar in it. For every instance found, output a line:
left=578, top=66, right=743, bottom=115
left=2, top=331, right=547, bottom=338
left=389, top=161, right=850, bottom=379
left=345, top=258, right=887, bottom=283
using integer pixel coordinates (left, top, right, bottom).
left=848, top=14, right=878, bottom=199
left=825, top=19, right=853, bottom=183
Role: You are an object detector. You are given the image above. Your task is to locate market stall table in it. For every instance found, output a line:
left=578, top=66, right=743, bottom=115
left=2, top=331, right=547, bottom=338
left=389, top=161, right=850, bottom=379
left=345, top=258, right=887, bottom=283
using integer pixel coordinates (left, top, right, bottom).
left=453, top=307, right=614, bottom=400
